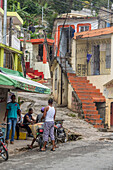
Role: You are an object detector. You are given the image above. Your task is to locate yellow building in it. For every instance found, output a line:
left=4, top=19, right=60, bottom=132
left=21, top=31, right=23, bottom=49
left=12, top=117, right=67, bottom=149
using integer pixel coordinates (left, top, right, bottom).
left=51, top=27, right=113, bottom=129
left=72, top=26, right=113, bottom=128
left=0, top=7, right=23, bottom=72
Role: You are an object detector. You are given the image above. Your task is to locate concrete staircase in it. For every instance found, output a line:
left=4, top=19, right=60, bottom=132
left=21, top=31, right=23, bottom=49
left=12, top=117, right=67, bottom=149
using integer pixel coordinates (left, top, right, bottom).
left=25, top=62, right=44, bottom=79
left=52, top=57, right=105, bottom=128
left=67, top=73, right=106, bottom=129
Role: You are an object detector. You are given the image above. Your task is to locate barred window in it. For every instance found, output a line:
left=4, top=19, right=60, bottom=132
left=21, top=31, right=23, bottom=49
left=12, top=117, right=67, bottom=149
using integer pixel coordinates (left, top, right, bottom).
left=106, top=44, right=111, bottom=69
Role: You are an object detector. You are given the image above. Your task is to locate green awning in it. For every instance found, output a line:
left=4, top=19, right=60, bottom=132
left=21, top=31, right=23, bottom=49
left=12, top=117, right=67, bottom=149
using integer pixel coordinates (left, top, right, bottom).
left=0, top=68, right=51, bottom=94
left=0, top=67, right=24, bottom=77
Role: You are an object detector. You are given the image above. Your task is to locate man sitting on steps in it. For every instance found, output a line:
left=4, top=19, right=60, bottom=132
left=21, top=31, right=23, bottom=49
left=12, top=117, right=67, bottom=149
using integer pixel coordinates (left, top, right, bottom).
left=23, top=108, right=36, bottom=137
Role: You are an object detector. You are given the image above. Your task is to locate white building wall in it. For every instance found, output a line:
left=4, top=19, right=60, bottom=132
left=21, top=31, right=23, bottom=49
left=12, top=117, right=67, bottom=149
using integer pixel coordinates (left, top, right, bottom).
left=56, top=19, right=98, bottom=39
left=0, top=16, right=2, bottom=43
left=35, top=62, right=51, bottom=79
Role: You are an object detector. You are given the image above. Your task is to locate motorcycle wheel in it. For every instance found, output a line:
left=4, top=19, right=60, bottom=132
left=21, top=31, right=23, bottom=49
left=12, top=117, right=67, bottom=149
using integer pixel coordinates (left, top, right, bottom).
left=1, top=146, right=8, bottom=161
left=54, top=129, right=58, bottom=144
left=39, top=137, right=43, bottom=150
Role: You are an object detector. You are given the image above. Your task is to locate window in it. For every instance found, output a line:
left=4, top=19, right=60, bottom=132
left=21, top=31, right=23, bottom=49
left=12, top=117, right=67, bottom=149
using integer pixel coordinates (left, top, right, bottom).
left=79, top=26, right=90, bottom=32
left=77, top=24, right=91, bottom=32
left=55, top=68, right=58, bottom=90
left=106, top=44, right=111, bottom=69
left=38, top=44, right=43, bottom=61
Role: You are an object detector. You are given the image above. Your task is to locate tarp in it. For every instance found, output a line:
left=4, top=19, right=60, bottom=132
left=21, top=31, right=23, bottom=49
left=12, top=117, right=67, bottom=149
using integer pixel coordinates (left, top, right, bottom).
left=0, top=68, right=51, bottom=94
left=0, top=67, right=23, bottom=77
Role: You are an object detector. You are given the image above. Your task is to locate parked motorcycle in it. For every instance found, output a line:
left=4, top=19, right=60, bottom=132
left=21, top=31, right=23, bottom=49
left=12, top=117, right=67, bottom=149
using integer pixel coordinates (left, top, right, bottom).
left=54, top=120, right=66, bottom=143
left=36, top=123, right=44, bottom=150
left=36, top=121, right=66, bottom=149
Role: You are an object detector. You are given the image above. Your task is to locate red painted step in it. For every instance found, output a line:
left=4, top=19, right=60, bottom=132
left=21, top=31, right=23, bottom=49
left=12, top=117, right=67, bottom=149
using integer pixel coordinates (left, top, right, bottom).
left=83, top=110, right=98, bottom=114
left=84, top=114, right=100, bottom=119
left=68, top=74, right=105, bottom=129
left=85, top=119, right=102, bottom=124
left=82, top=106, right=97, bottom=110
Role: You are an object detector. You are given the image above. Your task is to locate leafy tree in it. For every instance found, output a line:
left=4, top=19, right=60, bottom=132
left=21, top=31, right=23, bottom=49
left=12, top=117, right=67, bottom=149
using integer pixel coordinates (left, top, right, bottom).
left=7, top=0, right=112, bottom=38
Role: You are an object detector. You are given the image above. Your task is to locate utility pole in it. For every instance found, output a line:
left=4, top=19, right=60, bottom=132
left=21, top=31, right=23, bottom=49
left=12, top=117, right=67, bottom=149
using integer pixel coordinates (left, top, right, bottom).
left=9, top=17, right=13, bottom=69
left=23, top=29, right=27, bottom=53
left=21, top=29, right=27, bottom=77
left=43, top=30, right=50, bottom=63
left=9, top=17, right=13, bottom=46
left=108, top=0, right=110, bottom=26
left=3, top=0, right=7, bottom=45
left=42, top=7, right=44, bottom=25
left=3, top=0, right=7, bottom=68
left=43, top=29, right=52, bottom=78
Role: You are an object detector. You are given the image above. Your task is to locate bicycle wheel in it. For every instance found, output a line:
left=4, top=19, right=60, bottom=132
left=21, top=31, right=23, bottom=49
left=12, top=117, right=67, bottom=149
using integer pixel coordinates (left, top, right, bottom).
left=1, top=146, right=8, bottom=161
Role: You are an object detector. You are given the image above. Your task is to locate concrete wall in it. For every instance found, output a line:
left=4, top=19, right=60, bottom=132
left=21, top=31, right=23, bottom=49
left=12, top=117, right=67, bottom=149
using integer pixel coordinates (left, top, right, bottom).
left=105, top=99, right=113, bottom=128
left=87, top=75, right=112, bottom=93
left=0, top=88, right=8, bottom=122
left=62, top=73, right=68, bottom=106
left=35, top=62, right=51, bottom=79
left=68, top=84, right=73, bottom=109
left=53, top=63, right=61, bottom=104
left=52, top=62, right=68, bottom=106
left=71, top=40, right=76, bottom=72
left=21, top=41, right=33, bottom=68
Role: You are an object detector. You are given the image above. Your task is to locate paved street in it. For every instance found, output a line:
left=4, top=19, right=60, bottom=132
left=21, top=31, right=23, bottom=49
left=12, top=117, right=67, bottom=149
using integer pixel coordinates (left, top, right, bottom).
left=1, top=139, right=113, bottom=170
left=1, top=82, right=113, bottom=170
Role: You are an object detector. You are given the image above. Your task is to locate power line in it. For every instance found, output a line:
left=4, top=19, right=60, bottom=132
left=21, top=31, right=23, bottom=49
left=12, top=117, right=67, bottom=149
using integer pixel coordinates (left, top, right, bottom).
left=76, top=0, right=113, bottom=15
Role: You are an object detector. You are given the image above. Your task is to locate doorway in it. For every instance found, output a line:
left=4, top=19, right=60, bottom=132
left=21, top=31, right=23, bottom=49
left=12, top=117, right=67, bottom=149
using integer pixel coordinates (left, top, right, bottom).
left=91, top=45, right=100, bottom=75
left=94, top=45, right=100, bottom=75
left=110, top=102, right=113, bottom=126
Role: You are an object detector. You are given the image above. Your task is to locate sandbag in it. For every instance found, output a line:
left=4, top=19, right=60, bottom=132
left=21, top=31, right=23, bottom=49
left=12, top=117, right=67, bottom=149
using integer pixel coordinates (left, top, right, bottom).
left=29, top=122, right=44, bottom=138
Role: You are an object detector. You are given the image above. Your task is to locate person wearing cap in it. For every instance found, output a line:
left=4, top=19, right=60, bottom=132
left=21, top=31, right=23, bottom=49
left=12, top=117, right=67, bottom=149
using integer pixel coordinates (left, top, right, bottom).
left=27, top=107, right=45, bottom=149
left=36, top=107, right=45, bottom=123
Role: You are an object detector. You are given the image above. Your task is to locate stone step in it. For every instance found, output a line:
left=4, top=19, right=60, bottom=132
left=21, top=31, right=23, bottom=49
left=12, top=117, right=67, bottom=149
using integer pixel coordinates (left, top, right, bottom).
left=82, top=105, right=97, bottom=110
left=93, top=124, right=104, bottom=128
left=80, top=99, right=93, bottom=103
left=84, top=114, right=100, bottom=119
left=92, top=97, right=105, bottom=102
left=73, top=87, right=99, bottom=91
left=85, top=119, right=102, bottom=124
left=75, top=89, right=100, bottom=93
left=78, top=93, right=104, bottom=98
left=76, top=91, right=101, bottom=95
left=82, top=103, right=96, bottom=107
left=72, top=84, right=96, bottom=88
left=67, top=73, right=76, bottom=77
left=69, top=77, right=87, bottom=81
left=83, top=110, right=98, bottom=114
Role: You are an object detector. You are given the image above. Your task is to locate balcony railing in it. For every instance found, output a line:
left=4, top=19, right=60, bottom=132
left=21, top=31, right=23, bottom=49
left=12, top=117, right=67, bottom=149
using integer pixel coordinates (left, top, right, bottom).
left=6, top=35, right=20, bottom=51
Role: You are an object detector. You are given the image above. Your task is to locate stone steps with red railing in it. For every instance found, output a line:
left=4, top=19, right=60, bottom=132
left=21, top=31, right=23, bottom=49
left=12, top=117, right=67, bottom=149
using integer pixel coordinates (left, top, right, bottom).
left=67, top=72, right=106, bottom=129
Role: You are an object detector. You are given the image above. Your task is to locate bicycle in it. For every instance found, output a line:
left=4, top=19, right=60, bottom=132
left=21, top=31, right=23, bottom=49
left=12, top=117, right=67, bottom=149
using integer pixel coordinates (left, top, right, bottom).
left=0, top=123, right=9, bottom=161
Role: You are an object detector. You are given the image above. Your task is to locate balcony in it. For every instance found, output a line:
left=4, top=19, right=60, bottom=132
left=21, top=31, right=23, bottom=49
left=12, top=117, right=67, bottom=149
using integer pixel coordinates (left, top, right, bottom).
left=6, top=35, right=20, bottom=51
